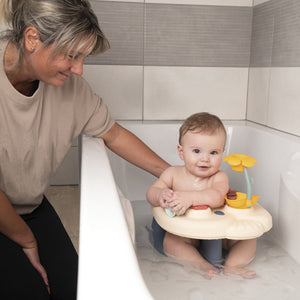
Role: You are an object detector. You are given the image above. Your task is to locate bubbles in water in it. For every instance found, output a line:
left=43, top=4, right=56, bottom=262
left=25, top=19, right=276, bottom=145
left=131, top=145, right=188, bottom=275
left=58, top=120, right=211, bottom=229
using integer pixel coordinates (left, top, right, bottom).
left=188, top=288, right=204, bottom=300
left=133, top=201, right=300, bottom=300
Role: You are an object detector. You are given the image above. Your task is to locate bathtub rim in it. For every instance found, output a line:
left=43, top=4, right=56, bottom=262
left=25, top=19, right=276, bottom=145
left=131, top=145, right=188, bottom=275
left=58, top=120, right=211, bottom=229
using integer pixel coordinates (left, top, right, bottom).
left=77, top=136, right=153, bottom=300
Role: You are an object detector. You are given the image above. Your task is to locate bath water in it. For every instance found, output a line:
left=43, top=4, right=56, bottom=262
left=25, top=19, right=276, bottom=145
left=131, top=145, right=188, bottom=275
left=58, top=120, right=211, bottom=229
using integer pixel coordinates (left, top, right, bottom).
left=132, top=201, right=300, bottom=300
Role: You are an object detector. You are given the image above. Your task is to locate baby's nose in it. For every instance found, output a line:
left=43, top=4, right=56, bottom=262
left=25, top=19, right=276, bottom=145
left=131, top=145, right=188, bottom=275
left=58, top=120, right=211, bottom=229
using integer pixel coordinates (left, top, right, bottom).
left=200, top=153, right=209, bottom=162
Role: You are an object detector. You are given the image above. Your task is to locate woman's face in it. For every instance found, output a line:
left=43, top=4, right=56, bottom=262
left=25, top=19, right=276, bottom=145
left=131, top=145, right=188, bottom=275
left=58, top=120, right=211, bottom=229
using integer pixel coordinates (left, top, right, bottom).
left=28, top=42, right=89, bottom=86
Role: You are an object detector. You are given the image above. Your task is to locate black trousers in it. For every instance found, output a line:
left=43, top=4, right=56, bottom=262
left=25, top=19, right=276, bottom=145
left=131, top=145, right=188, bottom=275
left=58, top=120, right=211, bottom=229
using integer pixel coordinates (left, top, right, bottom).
left=0, top=196, right=78, bottom=300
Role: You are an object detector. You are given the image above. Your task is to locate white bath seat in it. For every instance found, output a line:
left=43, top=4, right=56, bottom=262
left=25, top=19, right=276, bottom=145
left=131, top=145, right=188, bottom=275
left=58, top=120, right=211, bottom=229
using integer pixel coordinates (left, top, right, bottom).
left=152, top=204, right=272, bottom=240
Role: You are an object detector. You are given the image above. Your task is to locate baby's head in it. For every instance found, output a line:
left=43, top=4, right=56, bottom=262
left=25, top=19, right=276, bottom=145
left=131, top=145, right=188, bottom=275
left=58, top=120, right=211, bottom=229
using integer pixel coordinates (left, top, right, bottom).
left=179, top=112, right=226, bottom=147
left=178, top=112, right=227, bottom=178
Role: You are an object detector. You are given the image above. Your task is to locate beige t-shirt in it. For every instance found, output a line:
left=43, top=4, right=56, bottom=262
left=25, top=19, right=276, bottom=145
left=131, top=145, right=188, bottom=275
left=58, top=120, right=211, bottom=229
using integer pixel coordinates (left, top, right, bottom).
left=0, top=40, right=115, bottom=214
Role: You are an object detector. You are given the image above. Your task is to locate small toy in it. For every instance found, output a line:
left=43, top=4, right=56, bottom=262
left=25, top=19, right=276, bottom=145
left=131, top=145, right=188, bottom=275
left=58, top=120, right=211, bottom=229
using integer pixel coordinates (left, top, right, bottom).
left=223, top=154, right=259, bottom=209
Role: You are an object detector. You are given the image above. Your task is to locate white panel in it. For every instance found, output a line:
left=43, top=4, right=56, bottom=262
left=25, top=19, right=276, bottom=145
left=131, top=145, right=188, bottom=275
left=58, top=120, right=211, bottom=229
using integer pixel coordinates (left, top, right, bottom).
left=268, top=68, right=300, bottom=136
left=78, top=137, right=152, bottom=299
left=247, top=67, right=270, bottom=125
left=144, top=66, right=248, bottom=120
left=83, top=65, right=143, bottom=120
left=145, top=0, right=253, bottom=6
left=279, top=152, right=300, bottom=265
left=253, top=0, right=270, bottom=5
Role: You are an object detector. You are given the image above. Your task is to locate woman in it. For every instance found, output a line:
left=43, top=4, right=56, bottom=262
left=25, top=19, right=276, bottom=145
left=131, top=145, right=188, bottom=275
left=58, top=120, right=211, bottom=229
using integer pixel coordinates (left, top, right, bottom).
left=0, top=1, right=169, bottom=299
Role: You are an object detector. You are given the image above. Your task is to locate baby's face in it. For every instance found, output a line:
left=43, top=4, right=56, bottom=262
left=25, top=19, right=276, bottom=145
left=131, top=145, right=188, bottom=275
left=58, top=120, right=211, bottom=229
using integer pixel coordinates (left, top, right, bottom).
left=177, top=130, right=225, bottom=178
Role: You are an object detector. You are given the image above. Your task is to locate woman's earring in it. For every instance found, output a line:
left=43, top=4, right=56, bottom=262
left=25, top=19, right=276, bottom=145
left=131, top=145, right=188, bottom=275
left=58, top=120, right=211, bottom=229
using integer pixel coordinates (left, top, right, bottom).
left=31, top=47, right=34, bottom=51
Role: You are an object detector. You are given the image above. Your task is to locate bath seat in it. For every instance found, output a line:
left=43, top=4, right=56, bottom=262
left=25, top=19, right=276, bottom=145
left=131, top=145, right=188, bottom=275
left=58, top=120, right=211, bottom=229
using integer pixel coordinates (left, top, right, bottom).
left=152, top=203, right=272, bottom=240
left=152, top=154, right=272, bottom=240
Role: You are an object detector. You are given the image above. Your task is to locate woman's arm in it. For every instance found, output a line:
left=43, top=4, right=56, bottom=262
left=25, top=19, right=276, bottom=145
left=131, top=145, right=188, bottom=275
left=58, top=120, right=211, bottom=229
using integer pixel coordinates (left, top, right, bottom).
left=0, top=189, right=36, bottom=248
left=100, top=122, right=170, bottom=177
left=0, top=190, right=49, bottom=292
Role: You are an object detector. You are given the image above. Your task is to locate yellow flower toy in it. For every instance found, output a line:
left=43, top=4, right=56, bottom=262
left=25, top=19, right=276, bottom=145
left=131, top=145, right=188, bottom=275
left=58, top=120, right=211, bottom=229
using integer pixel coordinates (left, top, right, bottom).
left=223, top=154, right=259, bottom=209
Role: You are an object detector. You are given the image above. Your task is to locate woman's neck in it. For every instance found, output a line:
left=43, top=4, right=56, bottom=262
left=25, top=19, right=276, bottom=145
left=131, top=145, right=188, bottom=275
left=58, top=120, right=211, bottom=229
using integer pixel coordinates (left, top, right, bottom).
left=4, top=42, right=39, bottom=96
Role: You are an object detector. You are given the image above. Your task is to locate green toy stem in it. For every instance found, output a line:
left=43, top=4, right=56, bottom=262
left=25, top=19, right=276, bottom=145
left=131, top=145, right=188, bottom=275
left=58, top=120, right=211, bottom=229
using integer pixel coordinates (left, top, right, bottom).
left=244, top=167, right=252, bottom=201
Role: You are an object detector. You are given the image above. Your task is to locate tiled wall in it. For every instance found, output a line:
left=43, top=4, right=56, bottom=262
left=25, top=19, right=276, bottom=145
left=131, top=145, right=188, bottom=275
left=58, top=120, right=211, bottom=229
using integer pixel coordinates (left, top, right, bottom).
left=248, top=0, right=300, bottom=136
left=53, top=0, right=300, bottom=184
left=83, top=0, right=300, bottom=137
left=83, top=0, right=252, bottom=121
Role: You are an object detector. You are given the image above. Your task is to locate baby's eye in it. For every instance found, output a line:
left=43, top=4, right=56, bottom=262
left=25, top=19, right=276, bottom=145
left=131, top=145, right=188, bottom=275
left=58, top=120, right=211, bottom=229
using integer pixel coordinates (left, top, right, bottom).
left=210, top=151, right=218, bottom=155
left=193, top=149, right=200, bottom=154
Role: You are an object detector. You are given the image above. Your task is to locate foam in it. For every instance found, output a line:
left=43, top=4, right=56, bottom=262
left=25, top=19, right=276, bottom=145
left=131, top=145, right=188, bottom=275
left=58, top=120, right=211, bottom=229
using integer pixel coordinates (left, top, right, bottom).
left=134, top=201, right=300, bottom=300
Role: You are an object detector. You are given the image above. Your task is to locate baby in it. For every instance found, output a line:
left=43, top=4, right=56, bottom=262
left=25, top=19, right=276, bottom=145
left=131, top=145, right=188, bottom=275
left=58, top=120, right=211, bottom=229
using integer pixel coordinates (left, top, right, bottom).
left=147, top=112, right=256, bottom=278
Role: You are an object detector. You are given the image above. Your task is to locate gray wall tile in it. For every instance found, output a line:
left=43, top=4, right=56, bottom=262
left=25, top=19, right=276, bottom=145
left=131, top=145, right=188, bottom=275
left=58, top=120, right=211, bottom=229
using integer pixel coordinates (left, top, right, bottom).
left=250, top=1, right=275, bottom=67
left=87, top=0, right=300, bottom=68
left=144, top=4, right=252, bottom=67
left=272, top=0, right=300, bottom=67
left=87, top=1, right=252, bottom=67
left=86, top=1, right=144, bottom=65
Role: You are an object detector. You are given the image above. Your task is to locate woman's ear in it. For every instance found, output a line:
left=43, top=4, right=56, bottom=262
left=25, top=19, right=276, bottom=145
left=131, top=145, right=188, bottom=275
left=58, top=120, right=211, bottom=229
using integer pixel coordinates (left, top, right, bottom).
left=24, top=27, right=40, bottom=52
left=177, top=144, right=184, bottom=161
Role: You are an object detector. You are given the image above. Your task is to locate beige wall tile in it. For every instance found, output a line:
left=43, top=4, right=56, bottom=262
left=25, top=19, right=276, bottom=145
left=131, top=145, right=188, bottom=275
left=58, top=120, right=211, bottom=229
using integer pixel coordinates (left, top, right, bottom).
left=267, top=68, right=300, bottom=136
left=247, top=68, right=270, bottom=125
left=83, top=65, right=143, bottom=120
left=144, top=66, right=248, bottom=120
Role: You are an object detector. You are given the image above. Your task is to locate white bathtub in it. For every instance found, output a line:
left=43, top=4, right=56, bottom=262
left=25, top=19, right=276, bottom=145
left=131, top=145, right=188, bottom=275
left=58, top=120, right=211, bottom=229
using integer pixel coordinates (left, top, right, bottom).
left=77, top=121, right=300, bottom=299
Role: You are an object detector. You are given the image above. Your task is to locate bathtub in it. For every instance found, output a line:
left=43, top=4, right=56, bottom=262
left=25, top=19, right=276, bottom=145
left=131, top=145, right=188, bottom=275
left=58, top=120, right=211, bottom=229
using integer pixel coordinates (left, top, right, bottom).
left=77, top=121, right=300, bottom=299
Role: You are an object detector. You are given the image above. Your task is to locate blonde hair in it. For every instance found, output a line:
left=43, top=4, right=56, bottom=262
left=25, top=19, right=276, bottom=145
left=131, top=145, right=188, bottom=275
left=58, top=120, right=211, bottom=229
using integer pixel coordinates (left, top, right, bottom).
left=179, top=112, right=227, bottom=145
left=0, top=0, right=109, bottom=62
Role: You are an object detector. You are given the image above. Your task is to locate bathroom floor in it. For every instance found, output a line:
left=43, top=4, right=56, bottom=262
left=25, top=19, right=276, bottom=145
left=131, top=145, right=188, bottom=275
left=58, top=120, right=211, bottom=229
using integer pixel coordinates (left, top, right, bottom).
left=45, top=185, right=80, bottom=253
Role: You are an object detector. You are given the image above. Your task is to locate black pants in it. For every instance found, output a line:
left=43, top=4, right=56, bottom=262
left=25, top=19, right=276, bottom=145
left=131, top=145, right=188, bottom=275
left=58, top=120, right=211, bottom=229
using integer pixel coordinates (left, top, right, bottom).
left=0, top=196, right=78, bottom=300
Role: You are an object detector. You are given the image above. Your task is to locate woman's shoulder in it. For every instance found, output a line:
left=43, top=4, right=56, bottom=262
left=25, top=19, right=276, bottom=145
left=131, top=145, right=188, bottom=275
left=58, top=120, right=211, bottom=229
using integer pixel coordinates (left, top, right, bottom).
left=63, top=74, right=93, bottom=94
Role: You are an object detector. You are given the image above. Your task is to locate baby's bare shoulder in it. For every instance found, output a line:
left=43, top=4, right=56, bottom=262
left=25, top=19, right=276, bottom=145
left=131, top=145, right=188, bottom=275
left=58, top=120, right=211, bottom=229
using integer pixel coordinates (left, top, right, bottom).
left=210, top=170, right=229, bottom=189
left=160, top=166, right=185, bottom=183
left=162, top=165, right=184, bottom=175
left=214, top=170, right=228, bottom=179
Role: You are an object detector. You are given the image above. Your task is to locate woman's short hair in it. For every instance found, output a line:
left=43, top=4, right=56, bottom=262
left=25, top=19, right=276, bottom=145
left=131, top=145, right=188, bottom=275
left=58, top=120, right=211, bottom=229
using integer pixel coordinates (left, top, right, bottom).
left=0, top=0, right=109, bottom=61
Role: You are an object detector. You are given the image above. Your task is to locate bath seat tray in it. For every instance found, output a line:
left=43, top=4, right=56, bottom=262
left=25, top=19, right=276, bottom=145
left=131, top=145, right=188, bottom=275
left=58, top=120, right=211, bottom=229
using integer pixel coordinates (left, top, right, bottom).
left=152, top=204, right=272, bottom=240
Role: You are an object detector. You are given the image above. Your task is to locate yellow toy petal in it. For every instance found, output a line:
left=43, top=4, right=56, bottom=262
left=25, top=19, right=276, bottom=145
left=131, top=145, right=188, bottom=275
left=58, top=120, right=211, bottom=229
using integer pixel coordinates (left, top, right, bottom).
left=224, top=154, right=257, bottom=171
left=231, top=164, right=244, bottom=172
left=242, top=156, right=257, bottom=167
left=224, top=156, right=241, bottom=166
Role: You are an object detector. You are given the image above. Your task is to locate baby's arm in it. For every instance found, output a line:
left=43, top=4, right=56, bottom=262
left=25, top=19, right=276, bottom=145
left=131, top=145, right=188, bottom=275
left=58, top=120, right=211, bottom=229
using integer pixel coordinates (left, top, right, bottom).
left=166, top=171, right=229, bottom=215
left=146, top=167, right=175, bottom=208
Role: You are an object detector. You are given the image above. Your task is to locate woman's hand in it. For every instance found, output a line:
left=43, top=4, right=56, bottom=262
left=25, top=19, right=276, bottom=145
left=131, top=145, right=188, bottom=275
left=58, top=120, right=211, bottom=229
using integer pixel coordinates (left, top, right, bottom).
left=0, top=190, right=50, bottom=293
left=23, top=245, right=50, bottom=294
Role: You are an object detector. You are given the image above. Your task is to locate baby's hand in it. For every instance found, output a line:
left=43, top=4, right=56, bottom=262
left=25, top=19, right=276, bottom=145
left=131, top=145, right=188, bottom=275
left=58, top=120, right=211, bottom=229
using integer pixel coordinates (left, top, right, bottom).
left=165, top=191, right=192, bottom=216
left=158, top=188, right=174, bottom=208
